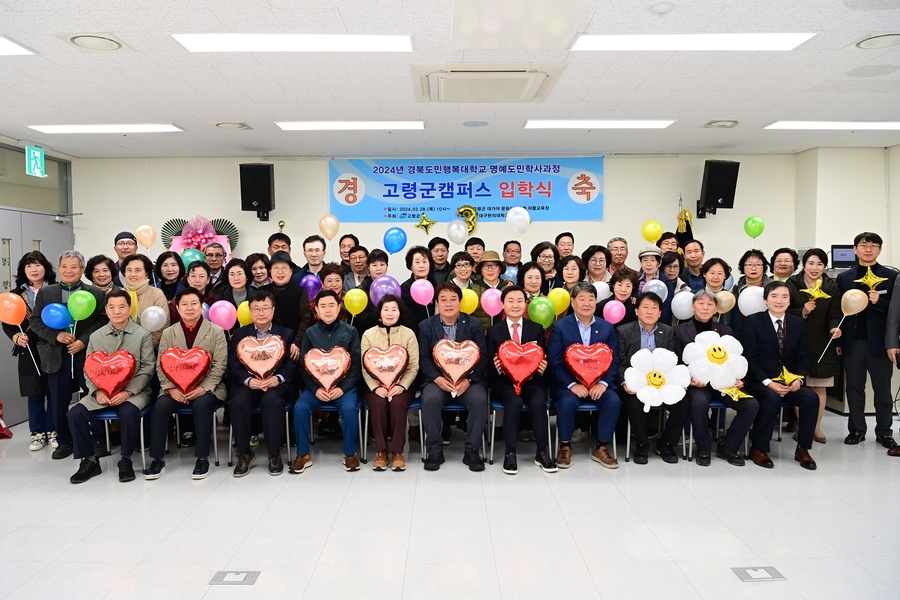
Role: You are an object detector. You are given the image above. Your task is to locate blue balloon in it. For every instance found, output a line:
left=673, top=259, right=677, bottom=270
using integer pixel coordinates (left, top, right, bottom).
left=41, top=302, right=72, bottom=330
left=383, top=227, right=408, bottom=255
left=501, top=266, right=519, bottom=283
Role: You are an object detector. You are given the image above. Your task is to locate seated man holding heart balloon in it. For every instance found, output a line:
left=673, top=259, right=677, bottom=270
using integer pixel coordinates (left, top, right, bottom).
left=145, top=287, right=229, bottom=481
left=69, top=290, right=155, bottom=484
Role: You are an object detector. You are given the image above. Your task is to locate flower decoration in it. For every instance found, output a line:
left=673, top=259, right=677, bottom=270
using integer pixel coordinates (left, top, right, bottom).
left=623, top=348, right=690, bottom=413
left=161, top=215, right=239, bottom=259
left=181, top=215, right=216, bottom=249
left=682, top=331, right=748, bottom=390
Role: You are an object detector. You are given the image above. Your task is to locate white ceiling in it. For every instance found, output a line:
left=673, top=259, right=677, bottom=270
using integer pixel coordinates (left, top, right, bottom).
left=0, top=0, right=898, bottom=158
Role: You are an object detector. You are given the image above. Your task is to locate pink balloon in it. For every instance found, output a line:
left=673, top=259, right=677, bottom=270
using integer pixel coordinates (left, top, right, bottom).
left=602, top=300, right=626, bottom=325
left=480, top=288, right=503, bottom=317
left=208, top=300, right=237, bottom=330
left=410, top=279, right=434, bottom=306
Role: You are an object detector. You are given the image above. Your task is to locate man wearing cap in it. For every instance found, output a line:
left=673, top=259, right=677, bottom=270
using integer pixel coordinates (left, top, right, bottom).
left=262, top=250, right=311, bottom=361
left=113, top=232, right=139, bottom=287
left=472, top=251, right=511, bottom=330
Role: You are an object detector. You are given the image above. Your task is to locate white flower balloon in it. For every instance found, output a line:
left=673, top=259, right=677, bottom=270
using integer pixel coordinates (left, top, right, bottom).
left=681, top=331, right=748, bottom=390
left=624, top=348, right=690, bottom=413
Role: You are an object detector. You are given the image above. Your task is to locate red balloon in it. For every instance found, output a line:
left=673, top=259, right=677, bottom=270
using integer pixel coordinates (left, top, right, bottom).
left=497, top=340, right=544, bottom=395
left=363, top=344, right=409, bottom=390
left=236, top=335, right=286, bottom=381
left=84, top=350, right=137, bottom=397
left=564, top=343, right=613, bottom=389
left=160, top=347, right=212, bottom=394
left=432, top=339, right=481, bottom=385
left=0, top=292, right=26, bottom=326
left=304, top=346, right=351, bottom=392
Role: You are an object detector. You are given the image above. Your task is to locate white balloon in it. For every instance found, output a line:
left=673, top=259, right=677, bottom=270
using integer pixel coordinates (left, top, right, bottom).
left=671, top=291, right=694, bottom=321
left=738, top=286, right=766, bottom=316
left=447, top=219, right=468, bottom=245
left=644, top=279, right=669, bottom=302
left=139, top=306, right=167, bottom=332
left=506, top=207, right=530, bottom=235
left=593, top=281, right=612, bottom=302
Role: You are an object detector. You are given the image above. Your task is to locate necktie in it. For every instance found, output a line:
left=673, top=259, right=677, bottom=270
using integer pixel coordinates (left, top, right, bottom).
left=776, top=319, right=784, bottom=354
left=512, top=322, right=520, bottom=344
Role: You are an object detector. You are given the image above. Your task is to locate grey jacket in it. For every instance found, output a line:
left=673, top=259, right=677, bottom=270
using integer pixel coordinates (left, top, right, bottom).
left=81, top=320, right=155, bottom=411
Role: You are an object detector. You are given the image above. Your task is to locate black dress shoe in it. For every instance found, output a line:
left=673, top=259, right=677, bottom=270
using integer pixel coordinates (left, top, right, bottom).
left=463, top=448, right=485, bottom=472
left=695, top=450, right=711, bottom=467
left=534, top=450, right=558, bottom=473
left=633, top=445, right=649, bottom=465
left=70, top=458, right=101, bottom=484
left=876, top=435, right=898, bottom=449
left=117, top=458, right=135, bottom=482
left=267, top=453, right=283, bottom=476
left=715, top=442, right=745, bottom=466
left=233, top=450, right=255, bottom=478
left=502, top=451, right=518, bottom=475
left=423, top=450, right=445, bottom=471
left=52, top=444, right=73, bottom=460
left=844, top=430, right=866, bottom=445
left=193, top=458, right=211, bottom=479
left=656, top=443, right=679, bottom=464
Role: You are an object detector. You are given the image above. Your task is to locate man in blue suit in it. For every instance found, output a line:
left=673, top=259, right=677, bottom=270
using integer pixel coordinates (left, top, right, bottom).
left=418, top=281, right=489, bottom=472
left=742, top=281, right=818, bottom=470
left=548, top=282, right=621, bottom=469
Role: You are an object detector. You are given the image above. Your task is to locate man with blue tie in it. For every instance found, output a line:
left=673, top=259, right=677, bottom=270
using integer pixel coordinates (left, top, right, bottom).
left=548, top=281, right=621, bottom=469
left=741, top=281, right=818, bottom=470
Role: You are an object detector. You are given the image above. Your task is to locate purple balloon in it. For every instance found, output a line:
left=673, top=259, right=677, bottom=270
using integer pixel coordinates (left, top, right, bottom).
left=370, top=275, right=402, bottom=306
left=300, top=274, right=323, bottom=299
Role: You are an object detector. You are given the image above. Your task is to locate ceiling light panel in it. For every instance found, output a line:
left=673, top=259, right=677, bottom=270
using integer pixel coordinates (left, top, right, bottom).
left=572, top=32, right=815, bottom=52
left=171, top=33, right=412, bottom=53
left=0, top=36, right=34, bottom=55
left=525, top=120, right=675, bottom=129
left=765, top=121, right=900, bottom=130
left=27, top=124, right=183, bottom=133
left=275, top=121, right=424, bottom=131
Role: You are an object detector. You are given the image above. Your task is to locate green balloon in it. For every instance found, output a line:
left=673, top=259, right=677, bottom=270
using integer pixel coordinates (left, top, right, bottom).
left=67, top=290, right=97, bottom=321
left=743, top=216, right=765, bottom=239
left=528, top=296, right=555, bottom=330
left=181, top=248, right=205, bottom=266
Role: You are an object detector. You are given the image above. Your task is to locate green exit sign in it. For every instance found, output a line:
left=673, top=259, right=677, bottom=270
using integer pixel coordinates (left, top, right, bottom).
left=26, top=145, right=46, bottom=178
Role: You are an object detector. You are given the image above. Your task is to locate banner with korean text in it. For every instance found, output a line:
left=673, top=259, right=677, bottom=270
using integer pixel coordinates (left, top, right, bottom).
left=329, top=157, right=604, bottom=223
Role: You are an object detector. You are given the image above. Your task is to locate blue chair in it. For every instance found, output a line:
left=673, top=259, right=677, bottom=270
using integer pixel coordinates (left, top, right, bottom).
left=228, top=400, right=294, bottom=467
left=487, top=399, right=552, bottom=465
left=93, top=402, right=154, bottom=473
left=554, top=400, right=618, bottom=459
left=309, top=399, right=365, bottom=462
left=172, top=401, right=224, bottom=466
left=361, top=397, right=423, bottom=463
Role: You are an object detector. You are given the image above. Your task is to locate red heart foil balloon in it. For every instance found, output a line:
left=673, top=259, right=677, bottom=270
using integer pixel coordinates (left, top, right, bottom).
left=304, top=346, right=351, bottom=391
left=363, top=344, right=409, bottom=390
left=84, top=350, right=137, bottom=397
left=433, top=339, right=481, bottom=385
left=160, top=347, right=212, bottom=394
left=237, top=335, right=287, bottom=381
left=497, top=340, right=545, bottom=395
left=565, top=343, right=614, bottom=389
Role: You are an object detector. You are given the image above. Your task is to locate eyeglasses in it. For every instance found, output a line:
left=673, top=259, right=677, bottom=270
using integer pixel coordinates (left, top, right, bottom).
left=857, top=243, right=881, bottom=250
left=505, top=249, right=521, bottom=254
left=744, top=262, right=764, bottom=268
left=205, top=253, right=225, bottom=259
left=538, top=254, right=555, bottom=261
left=115, top=241, right=136, bottom=247
left=250, top=306, right=274, bottom=313
left=588, top=259, right=606, bottom=266
left=306, top=248, right=324, bottom=254
left=481, top=263, right=500, bottom=269
left=455, top=263, right=472, bottom=269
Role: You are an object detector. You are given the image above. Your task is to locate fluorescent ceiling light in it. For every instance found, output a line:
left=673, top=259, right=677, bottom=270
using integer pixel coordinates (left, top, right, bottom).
left=276, top=121, right=424, bottom=131
left=525, top=120, right=675, bottom=129
left=572, top=32, right=815, bottom=52
left=765, top=121, right=900, bottom=130
left=27, top=124, right=182, bottom=134
left=172, top=33, right=412, bottom=53
left=0, top=36, right=34, bottom=55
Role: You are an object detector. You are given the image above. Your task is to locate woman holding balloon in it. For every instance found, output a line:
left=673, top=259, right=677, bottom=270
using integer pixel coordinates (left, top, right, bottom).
left=1, top=251, right=56, bottom=451
left=121, top=254, right=170, bottom=349
left=597, top=269, right=637, bottom=325
left=731, top=250, right=772, bottom=336
left=399, top=245, right=433, bottom=333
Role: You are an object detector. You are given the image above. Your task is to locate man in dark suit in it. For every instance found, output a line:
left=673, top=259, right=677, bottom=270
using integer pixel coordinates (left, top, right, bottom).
left=29, top=250, right=108, bottom=460
left=548, top=281, right=621, bottom=469
left=839, top=232, right=899, bottom=448
left=616, top=292, right=687, bottom=464
left=486, top=285, right=555, bottom=474
left=675, top=290, right=758, bottom=467
left=228, top=290, right=299, bottom=477
left=742, top=281, right=819, bottom=470
left=419, top=281, right=488, bottom=472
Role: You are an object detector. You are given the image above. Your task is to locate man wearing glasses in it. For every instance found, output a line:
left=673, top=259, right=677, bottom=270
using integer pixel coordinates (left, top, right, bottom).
left=300, top=235, right=327, bottom=278
left=839, top=232, right=900, bottom=450
left=204, top=243, right=228, bottom=294
left=607, top=237, right=636, bottom=277
left=112, top=231, right=144, bottom=286
left=503, top=240, right=523, bottom=270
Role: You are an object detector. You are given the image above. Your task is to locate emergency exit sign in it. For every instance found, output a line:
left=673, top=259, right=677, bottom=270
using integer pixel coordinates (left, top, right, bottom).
left=26, top=145, right=46, bottom=178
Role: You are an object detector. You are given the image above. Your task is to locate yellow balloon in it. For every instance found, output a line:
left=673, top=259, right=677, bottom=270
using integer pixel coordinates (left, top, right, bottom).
left=547, top=287, right=570, bottom=316
left=344, top=288, right=368, bottom=316
left=840, top=289, right=869, bottom=316
left=237, top=301, right=252, bottom=326
left=135, top=225, right=157, bottom=249
left=641, top=220, right=663, bottom=243
left=318, top=214, right=340, bottom=240
left=715, top=290, right=736, bottom=314
left=460, top=288, right=478, bottom=314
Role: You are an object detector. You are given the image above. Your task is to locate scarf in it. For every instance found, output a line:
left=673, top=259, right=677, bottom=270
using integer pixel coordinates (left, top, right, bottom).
left=123, top=279, right=150, bottom=319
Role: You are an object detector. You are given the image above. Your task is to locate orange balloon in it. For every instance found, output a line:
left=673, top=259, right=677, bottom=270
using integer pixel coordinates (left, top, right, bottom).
left=0, top=292, right=27, bottom=325
left=840, top=289, right=868, bottom=316
left=135, top=225, right=157, bottom=249
left=715, top=290, right=736, bottom=314
left=319, top=214, right=340, bottom=240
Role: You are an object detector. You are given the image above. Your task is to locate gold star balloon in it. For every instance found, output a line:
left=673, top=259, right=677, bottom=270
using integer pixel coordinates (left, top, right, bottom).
left=853, top=267, right=889, bottom=291
left=772, top=366, right=804, bottom=386
left=719, top=387, right=752, bottom=401
left=800, top=278, right=831, bottom=301
left=414, top=213, right=436, bottom=235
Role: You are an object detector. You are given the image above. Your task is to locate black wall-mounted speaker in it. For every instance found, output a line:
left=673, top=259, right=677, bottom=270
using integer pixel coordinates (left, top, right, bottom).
left=699, top=160, right=739, bottom=211
left=240, top=163, right=275, bottom=214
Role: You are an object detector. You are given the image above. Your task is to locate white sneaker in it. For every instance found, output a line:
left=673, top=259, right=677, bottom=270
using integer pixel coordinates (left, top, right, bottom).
left=29, top=432, right=45, bottom=451
left=570, top=428, right=589, bottom=443
left=48, top=431, right=59, bottom=448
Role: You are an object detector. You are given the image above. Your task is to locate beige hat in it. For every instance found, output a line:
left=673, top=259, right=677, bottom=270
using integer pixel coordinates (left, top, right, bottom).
left=637, top=245, right=662, bottom=261
left=475, top=250, right=507, bottom=275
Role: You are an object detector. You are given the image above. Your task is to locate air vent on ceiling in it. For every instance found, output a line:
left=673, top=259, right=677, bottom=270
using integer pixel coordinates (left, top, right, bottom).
left=412, top=63, right=565, bottom=103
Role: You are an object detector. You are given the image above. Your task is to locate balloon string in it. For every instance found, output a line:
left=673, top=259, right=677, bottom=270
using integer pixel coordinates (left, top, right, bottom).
left=816, top=315, right=846, bottom=364
left=18, top=325, right=41, bottom=375
left=350, top=315, right=354, bottom=326
left=71, top=321, right=77, bottom=378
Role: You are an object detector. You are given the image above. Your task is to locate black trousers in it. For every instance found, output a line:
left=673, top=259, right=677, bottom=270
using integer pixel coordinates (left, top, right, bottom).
left=421, top=382, right=487, bottom=454
left=620, top=390, right=689, bottom=448
left=47, top=351, right=87, bottom=446
left=68, top=401, right=140, bottom=459
left=845, top=339, right=894, bottom=437
left=745, top=382, right=817, bottom=452
left=149, top=393, right=218, bottom=460
left=364, top=388, right=414, bottom=454
left=494, top=382, right=549, bottom=453
left=687, top=386, right=759, bottom=453
left=230, top=384, right=292, bottom=454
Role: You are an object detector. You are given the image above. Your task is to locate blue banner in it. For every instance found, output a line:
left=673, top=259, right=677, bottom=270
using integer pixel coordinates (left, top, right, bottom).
left=329, top=157, right=604, bottom=223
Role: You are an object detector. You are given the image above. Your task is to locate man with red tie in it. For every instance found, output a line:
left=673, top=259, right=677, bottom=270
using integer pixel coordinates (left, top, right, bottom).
left=741, top=281, right=818, bottom=470
left=486, top=286, right=556, bottom=474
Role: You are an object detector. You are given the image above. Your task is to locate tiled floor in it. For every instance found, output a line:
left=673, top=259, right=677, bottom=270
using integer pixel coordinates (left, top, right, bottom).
left=1, top=412, right=900, bottom=599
